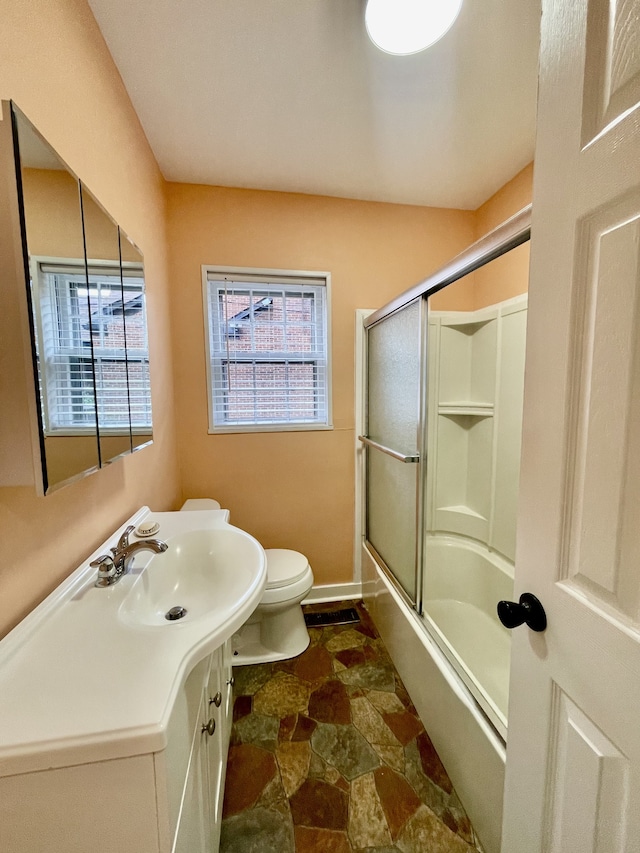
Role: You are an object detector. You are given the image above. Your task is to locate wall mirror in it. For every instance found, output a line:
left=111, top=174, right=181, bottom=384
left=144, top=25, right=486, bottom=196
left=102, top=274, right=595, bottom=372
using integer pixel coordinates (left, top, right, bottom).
left=4, top=102, right=153, bottom=494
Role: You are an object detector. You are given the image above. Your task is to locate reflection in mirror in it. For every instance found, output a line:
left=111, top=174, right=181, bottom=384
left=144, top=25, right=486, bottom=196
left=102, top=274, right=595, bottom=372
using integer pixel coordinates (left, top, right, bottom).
left=120, top=233, right=152, bottom=451
left=423, top=245, right=529, bottom=736
left=80, top=184, right=132, bottom=463
left=12, top=106, right=100, bottom=492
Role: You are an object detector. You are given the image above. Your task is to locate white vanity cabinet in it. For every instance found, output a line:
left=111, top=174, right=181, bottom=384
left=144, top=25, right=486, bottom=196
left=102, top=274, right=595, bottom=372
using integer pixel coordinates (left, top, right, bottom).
left=168, top=642, right=233, bottom=853
left=205, top=641, right=234, bottom=850
left=0, top=641, right=233, bottom=853
left=0, top=508, right=265, bottom=853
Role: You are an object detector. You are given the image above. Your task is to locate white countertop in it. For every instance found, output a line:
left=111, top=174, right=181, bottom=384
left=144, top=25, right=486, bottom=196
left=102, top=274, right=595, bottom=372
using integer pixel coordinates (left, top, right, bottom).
left=0, top=507, right=266, bottom=777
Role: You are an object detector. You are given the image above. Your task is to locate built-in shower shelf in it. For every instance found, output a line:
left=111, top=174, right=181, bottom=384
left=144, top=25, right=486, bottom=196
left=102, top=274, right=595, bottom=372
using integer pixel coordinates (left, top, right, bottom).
left=435, top=505, right=488, bottom=540
left=437, top=504, right=485, bottom=519
left=438, top=402, right=494, bottom=418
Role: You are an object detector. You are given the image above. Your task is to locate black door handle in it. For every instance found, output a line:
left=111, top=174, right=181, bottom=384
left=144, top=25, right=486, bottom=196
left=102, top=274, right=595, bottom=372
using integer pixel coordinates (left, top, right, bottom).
left=497, top=593, right=547, bottom=632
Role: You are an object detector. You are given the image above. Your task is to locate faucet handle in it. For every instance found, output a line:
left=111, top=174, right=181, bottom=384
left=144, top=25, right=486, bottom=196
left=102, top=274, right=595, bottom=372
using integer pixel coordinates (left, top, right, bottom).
left=90, top=554, right=117, bottom=586
left=113, top=525, right=136, bottom=554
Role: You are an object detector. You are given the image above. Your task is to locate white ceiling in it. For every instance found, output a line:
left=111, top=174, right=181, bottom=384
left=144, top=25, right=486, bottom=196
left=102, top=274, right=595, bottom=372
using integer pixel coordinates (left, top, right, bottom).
left=87, top=0, right=541, bottom=210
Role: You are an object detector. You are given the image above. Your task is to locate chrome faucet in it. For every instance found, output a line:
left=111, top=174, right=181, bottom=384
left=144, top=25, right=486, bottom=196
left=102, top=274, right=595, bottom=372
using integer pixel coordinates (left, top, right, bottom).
left=91, top=524, right=168, bottom=587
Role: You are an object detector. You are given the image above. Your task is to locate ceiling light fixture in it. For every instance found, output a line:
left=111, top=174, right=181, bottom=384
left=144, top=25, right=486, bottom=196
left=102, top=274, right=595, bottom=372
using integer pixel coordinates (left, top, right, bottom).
left=365, top=0, right=463, bottom=56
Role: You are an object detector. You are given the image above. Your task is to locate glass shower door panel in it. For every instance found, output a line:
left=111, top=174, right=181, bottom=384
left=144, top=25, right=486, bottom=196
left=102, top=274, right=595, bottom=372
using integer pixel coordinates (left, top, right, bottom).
left=366, top=299, right=421, bottom=603
left=367, top=300, right=421, bottom=452
left=367, top=451, right=418, bottom=599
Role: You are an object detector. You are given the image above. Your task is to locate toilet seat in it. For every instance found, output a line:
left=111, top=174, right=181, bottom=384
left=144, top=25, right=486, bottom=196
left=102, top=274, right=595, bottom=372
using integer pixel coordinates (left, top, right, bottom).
left=265, top=549, right=311, bottom=589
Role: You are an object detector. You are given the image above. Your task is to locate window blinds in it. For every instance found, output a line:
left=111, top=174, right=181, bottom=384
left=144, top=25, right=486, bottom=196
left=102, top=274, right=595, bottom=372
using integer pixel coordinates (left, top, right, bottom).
left=38, top=268, right=97, bottom=430
left=121, top=274, right=152, bottom=429
left=206, top=274, right=330, bottom=429
left=37, top=265, right=151, bottom=432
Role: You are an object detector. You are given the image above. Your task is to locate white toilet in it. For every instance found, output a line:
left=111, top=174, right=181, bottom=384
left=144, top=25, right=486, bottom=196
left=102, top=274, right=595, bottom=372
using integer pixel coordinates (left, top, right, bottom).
left=180, top=499, right=314, bottom=666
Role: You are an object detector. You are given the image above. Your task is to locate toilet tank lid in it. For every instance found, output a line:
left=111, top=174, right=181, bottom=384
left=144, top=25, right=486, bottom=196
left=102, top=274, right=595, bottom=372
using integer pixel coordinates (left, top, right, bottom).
left=265, top=549, right=311, bottom=589
left=180, top=498, right=222, bottom=511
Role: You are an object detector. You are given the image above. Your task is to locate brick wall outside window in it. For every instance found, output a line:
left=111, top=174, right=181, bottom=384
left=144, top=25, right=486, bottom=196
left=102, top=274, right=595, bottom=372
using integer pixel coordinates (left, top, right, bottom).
left=206, top=273, right=330, bottom=431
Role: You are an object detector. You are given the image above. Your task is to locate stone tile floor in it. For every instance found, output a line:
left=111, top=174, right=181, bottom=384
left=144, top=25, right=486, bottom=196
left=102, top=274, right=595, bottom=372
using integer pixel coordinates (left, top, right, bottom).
left=220, top=600, right=482, bottom=853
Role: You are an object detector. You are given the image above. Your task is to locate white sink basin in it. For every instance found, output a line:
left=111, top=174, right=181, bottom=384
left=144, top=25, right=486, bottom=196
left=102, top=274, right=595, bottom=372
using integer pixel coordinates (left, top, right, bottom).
left=0, top=507, right=267, bottom=777
left=119, top=527, right=264, bottom=627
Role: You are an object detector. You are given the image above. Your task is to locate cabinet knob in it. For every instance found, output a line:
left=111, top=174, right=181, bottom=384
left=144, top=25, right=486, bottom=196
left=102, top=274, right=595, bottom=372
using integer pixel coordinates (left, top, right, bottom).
left=201, top=718, right=216, bottom=736
left=227, top=676, right=235, bottom=687
left=209, top=692, right=222, bottom=707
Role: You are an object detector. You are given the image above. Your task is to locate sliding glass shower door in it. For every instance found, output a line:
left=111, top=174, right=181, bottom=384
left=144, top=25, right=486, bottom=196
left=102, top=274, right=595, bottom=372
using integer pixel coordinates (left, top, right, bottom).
left=363, top=297, right=425, bottom=606
left=361, top=205, right=531, bottom=737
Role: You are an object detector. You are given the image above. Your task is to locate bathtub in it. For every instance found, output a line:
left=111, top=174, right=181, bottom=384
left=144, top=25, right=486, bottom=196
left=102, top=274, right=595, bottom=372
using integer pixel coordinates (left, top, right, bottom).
left=422, top=536, right=513, bottom=737
left=362, top=537, right=510, bottom=853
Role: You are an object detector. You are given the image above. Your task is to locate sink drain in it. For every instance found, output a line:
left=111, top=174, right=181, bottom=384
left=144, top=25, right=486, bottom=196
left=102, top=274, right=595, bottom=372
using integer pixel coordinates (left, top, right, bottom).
left=165, top=606, right=187, bottom=621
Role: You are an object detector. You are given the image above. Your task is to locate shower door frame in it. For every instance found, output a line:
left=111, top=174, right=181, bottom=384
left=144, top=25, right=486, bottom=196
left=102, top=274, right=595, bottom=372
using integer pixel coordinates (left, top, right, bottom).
left=360, top=204, right=532, bottom=617
left=361, top=294, right=429, bottom=613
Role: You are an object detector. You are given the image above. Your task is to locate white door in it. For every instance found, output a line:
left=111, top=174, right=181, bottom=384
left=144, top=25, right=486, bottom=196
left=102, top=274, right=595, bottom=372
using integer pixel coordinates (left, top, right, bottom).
left=502, top=0, right=640, bottom=850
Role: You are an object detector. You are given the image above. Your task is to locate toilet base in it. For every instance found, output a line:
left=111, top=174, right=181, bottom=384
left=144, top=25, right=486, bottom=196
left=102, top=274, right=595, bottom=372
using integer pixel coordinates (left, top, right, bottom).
left=231, top=605, right=310, bottom=666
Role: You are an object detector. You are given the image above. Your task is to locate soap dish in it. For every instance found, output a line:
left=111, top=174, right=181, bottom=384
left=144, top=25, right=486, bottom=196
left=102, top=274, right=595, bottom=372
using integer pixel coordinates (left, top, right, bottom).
left=136, top=519, right=160, bottom=537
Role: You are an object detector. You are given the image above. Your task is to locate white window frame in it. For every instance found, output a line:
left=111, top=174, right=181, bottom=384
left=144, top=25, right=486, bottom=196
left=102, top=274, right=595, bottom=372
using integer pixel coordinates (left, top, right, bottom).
left=30, top=256, right=151, bottom=436
left=202, top=265, right=333, bottom=434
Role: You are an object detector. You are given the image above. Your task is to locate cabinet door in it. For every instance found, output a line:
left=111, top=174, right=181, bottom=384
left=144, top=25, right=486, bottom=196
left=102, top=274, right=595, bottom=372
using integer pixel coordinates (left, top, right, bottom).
left=205, top=648, right=225, bottom=851
left=174, top=690, right=210, bottom=853
left=164, top=656, right=209, bottom=842
left=220, top=639, right=234, bottom=745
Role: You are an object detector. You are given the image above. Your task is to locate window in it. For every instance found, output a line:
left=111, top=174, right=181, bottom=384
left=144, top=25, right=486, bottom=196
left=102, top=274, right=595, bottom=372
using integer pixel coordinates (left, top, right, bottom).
left=203, top=267, right=332, bottom=432
left=33, top=261, right=151, bottom=434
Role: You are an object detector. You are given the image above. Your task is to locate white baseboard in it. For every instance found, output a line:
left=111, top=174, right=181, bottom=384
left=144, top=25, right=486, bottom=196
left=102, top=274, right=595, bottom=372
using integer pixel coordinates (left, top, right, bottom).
left=302, top=582, right=363, bottom=605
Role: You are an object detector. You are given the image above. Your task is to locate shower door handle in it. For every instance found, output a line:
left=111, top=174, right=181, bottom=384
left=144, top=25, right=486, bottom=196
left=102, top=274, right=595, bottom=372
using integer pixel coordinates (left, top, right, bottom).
left=357, top=436, right=419, bottom=463
left=497, top=593, right=547, bottom=632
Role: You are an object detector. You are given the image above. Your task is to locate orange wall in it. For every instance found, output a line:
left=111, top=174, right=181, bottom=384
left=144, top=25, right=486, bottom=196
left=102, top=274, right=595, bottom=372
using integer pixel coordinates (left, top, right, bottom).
left=430, top=163, right=533, bottom=311
left=428, top=271, right=477, bottom=311
left=166, top=184, right=475, bottom=585
left=0, top=0, right=180, bottom=638
left=22, top=168, right=85, bottom=260
left=475, top=163, right=534, bottom=237
left=21, top=168, right=143, bottom=264
left=473, top=163, right=533, bottom=309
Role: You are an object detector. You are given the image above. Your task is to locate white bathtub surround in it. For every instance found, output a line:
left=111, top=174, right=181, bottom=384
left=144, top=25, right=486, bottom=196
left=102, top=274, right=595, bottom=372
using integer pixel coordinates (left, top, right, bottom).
left=426, top=295, right=527, bottom=564
left=0, top=507, right=267, bottom=852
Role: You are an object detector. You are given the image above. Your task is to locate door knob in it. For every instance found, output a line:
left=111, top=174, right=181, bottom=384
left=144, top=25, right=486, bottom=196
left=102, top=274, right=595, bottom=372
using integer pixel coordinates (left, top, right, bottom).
left=497, top=593, right=547, bottom=632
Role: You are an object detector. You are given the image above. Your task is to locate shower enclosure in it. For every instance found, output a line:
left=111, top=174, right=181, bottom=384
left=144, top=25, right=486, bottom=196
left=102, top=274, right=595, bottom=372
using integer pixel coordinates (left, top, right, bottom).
left=359, top=206, right=531, bottom=852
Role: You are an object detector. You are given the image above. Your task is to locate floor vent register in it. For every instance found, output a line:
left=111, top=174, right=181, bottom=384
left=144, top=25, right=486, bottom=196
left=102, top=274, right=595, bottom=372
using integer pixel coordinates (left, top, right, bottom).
left=303, top=607, right=360, bottom=627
